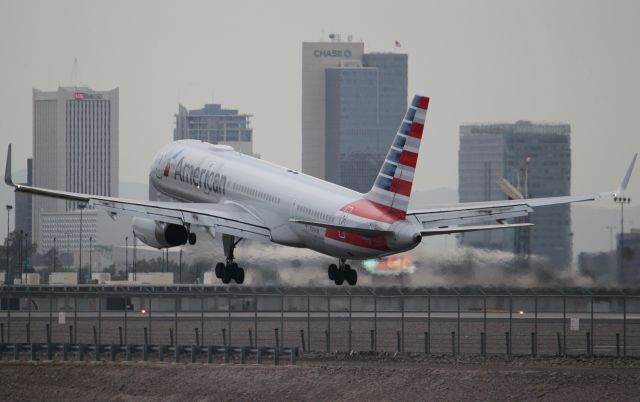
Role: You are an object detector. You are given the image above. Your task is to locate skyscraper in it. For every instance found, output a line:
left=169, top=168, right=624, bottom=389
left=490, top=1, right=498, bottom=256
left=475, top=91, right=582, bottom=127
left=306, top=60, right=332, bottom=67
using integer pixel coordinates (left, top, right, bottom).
left=302, top=39, right=364, bottom=181
left=458, top=121, right=572, bottom=268
left=32, top=87, right=119, bottom=248
left=302, top=38, right=407, bottom=192
left=173, top=103, right=255, bottom=156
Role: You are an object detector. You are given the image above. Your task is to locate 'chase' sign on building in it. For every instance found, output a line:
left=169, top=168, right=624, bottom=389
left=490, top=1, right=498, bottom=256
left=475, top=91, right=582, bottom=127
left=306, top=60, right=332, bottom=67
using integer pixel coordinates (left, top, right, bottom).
left=313, top=49, right=353, bottom=58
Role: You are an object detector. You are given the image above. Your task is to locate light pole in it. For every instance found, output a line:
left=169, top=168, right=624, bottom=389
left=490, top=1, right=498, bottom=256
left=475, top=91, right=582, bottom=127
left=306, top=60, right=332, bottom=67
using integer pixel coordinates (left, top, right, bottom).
left=125, top=236, right=129, bottom=279
left=53, top=236, right=57, bottom=273
left=24, top=232, right=29, bottom=274
left=6, top=205, right=12, bottom=284
left=17, top=230, right=22, bottom=282
left=133, top=233, right=137, bottom=281
left=89, top=236, right=93, bottom=282
left=614, top=196, right=631, bottom=283
left=78, top=203, right=86, bottom=283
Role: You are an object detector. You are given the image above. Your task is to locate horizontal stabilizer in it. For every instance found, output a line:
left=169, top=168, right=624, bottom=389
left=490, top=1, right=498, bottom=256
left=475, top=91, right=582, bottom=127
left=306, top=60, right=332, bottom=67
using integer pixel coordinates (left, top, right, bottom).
left=289, top=218, right=392, bottom=237
left=421, top=223, right=533, bottom=236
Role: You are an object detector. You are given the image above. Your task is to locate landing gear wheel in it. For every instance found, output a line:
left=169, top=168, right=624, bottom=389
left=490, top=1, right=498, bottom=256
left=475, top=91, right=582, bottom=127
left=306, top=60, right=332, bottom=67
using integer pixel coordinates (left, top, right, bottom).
left=215, top=262, right=225, bottom=279
left=221, top=265, right=232, bottom=284
left=234, top=267, right=245, bottom=284
left=334, top=269, right=344, bottom=285
left=345, top=267, right=357, bottom=286
left=188, top=233, right=197, bottom=245
left=328, top=264, right=337, bottom=280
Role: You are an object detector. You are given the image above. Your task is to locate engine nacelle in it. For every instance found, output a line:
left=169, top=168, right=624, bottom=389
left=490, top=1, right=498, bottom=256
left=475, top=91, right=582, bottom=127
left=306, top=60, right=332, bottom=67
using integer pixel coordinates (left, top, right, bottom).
left=132, top=217, right=188, bottom=249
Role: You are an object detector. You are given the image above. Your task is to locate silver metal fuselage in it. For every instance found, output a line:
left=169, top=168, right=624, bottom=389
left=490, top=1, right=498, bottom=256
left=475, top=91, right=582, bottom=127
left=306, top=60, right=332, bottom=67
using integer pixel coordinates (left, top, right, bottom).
left=148, top=140, right=420, bottom=259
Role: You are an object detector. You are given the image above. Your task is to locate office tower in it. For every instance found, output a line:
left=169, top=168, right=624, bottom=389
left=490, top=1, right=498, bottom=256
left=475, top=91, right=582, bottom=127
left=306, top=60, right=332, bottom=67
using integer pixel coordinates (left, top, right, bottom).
left=458, top=121, right=572, bottom=268
left=324, top=53, right=408, bottom=192
left=174, top=103, right=255, bottom=156
left=32, top=86, right=119, bottom=249
left=302, top=37, right=407, bottom=191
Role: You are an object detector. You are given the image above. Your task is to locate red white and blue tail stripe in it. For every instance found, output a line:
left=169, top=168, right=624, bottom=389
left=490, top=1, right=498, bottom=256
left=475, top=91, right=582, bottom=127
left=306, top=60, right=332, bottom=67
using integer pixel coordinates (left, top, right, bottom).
left=364, top=95, right=429, bottom=219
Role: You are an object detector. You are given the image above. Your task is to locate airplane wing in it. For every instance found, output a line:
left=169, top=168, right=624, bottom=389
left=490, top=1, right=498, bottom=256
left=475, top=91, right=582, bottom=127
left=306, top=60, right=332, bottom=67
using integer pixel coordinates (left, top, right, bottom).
left=4, top=145, right=271, bottom=241
left=407, top=154, right=637, bottom=234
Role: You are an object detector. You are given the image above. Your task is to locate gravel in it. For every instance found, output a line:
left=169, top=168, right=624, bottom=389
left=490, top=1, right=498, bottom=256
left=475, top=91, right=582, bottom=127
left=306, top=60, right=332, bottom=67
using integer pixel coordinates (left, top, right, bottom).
left=1, top=354, right=640, bottom=401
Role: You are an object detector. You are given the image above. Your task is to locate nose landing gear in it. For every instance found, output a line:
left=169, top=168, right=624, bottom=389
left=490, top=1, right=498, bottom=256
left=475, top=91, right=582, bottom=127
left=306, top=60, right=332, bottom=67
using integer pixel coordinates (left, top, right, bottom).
left=328, top=259, right=357, bottom=286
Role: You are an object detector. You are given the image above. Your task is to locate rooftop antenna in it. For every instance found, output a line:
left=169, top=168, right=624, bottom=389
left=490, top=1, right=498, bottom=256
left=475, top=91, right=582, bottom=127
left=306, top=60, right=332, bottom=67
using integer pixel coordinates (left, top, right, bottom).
left=69, top=58, right=82, bottom=89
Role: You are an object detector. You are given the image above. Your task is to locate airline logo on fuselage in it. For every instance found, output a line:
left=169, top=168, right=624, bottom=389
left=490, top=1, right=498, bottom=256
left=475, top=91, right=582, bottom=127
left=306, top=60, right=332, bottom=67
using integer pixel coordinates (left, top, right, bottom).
left=172, top=157, right=226, bottom=195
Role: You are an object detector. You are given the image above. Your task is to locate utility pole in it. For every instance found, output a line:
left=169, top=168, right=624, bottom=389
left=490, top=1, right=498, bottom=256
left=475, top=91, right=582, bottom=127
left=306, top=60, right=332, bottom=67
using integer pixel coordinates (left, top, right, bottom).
left=179, top=248, right=182, bottom=284
left=614, top=196, right=631, bottom=284
left=6, top=205, right=12, bottom=284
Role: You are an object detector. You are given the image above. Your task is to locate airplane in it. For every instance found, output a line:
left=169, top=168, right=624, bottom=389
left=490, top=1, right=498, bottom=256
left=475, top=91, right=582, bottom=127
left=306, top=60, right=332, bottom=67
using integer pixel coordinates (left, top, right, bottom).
left=4, top=95, right=637, bottom=285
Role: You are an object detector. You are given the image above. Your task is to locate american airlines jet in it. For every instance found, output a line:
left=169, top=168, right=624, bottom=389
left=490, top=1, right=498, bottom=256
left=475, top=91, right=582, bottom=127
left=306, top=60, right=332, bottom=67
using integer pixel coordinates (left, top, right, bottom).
left=4, top=95, right=637, bottom=285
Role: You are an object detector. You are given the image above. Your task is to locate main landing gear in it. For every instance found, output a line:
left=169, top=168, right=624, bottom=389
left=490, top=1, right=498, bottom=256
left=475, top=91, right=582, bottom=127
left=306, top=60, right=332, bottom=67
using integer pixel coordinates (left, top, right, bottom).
left=328, top=259, right=357, bottom=286
left=214, top=234, right=245, bottom=284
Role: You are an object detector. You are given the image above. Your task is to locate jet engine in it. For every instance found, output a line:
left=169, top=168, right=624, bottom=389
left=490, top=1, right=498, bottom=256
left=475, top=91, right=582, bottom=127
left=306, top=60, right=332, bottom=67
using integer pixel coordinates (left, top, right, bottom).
left=132, top=217, right=188, bottom=249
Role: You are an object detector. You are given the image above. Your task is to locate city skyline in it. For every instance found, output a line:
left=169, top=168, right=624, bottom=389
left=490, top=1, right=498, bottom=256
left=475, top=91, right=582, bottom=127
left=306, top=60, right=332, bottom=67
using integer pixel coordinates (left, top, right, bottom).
left=1, top=1, right=639, bottom=242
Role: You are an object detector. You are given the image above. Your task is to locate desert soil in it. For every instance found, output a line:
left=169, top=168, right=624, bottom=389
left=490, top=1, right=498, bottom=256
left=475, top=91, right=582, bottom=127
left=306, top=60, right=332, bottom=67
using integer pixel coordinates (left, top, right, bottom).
left=1, top=353, right=640, bottom=401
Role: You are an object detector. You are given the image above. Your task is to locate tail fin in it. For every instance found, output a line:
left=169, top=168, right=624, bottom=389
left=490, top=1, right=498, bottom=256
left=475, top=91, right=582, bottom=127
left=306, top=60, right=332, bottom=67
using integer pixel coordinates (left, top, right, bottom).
left=364, top=95, right=429, bottom=219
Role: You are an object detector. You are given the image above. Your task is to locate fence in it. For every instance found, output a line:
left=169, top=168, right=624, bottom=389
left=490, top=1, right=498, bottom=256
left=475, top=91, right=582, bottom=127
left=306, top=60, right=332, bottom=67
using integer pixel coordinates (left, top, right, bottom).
left=1, top=285, right=640, bottom=358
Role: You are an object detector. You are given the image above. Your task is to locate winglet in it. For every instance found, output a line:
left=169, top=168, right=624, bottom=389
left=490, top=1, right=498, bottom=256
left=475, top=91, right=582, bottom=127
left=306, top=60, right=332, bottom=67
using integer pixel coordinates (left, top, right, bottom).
left=4, top=144, right=15, bottom=187
left=615, top=153, right=637, bottom=196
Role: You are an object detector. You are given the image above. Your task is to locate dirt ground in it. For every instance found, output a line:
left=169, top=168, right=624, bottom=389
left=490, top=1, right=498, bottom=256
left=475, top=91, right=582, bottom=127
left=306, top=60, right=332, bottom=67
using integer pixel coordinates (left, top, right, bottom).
left=1, top=354, right=640, bottom=401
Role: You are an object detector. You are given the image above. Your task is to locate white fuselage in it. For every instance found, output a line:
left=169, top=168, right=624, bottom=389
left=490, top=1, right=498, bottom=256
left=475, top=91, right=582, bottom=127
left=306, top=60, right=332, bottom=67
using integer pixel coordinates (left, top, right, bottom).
left=148, top=140, right=420, bottom=259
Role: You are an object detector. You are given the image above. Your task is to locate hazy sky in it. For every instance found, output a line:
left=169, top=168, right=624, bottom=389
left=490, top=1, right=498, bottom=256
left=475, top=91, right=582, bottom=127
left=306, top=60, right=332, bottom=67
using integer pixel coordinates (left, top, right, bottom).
left=1, top=0, right=639, bottom=234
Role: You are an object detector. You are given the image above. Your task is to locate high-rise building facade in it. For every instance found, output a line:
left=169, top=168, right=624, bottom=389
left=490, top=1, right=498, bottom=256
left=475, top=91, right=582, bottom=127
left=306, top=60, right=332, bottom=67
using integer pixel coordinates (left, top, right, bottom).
left=302, top=39, right=407, bottom=192
left=302, top=40, right=364, bottom=181
left=618, top=228, right=640, bottom=285
left=174, top=103, right=255, bottom=156
left=32, top=87, right=119, bottom=249
left=458, top=121, right=572, bottom=268
left=14, top=158, right=32, bottom=239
